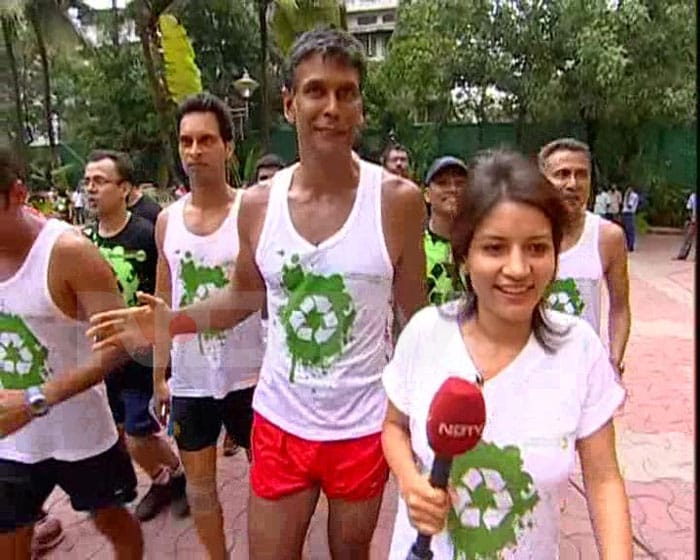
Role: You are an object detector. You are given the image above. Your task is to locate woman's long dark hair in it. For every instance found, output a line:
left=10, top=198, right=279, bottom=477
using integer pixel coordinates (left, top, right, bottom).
left=450, top=148, right=570, bottom=353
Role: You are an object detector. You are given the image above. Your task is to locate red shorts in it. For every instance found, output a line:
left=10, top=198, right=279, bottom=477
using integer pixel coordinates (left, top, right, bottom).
left=250, top=412, right=389, bottom=501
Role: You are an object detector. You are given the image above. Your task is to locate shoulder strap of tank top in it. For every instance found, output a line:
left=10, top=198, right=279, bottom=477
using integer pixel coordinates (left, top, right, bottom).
left=256, top=164, right=296, bottom=261
left=34, top=219, right=75, bottom=278
left=163, top=194, right=186, bottom=250
left=363, top=160, right=393, bottom=272
left=232, top=188, right=243, bottom=219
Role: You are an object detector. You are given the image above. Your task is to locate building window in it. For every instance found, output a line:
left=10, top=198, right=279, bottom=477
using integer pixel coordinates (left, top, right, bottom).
left=382, top=13, right=396, bottom=23
left=357, top=15, right=377, bottom=26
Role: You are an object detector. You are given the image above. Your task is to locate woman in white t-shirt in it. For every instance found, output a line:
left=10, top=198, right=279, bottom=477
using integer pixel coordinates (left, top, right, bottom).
left=382, top=149, right=632, bottom=559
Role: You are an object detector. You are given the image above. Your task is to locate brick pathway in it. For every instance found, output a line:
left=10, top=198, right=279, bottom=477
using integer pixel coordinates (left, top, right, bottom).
left=41, top=234, right=694, bottom=559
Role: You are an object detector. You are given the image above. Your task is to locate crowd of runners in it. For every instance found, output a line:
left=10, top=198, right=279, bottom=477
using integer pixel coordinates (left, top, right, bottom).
left=2, top=27, right=638, bottom=559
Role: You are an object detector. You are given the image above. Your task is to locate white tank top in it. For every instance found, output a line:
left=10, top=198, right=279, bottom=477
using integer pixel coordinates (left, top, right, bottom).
left=163, top=191, right=263, bottom=398
left=0, top=220, right=118, bottom=463
left=254, top=160, right=394, bottom=441
left=549, top=212, right=603, bottom=333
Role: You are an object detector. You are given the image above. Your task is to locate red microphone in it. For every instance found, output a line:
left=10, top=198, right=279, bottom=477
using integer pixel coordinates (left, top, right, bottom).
left=406, top=376, right=486, bottom=560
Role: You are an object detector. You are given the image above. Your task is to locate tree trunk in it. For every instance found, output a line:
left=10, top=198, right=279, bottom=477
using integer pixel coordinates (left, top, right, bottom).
left=258, top=0, right=270, bottom=151
left=476, top=85, right=488, bottom=148
left=135, top=10, right=177, bottom=186
left=583, top=112, right=599, bottom=199
left=111, top=0, right=120, bottom=47
left=27, top=6, right=59, bottom=168
left=2, top=17, right=27, bottom=172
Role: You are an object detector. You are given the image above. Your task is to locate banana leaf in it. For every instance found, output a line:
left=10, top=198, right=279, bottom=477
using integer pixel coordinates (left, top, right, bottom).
left=158, top=13, right=202, bottom=103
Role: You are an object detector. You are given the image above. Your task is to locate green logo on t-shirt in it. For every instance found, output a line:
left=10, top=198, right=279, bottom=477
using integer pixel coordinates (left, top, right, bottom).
left=177, top=250, right=231, bottom=353
left=545, top=278, right=585, bottom=316
left=99, top=245, right=146, bottom=306
left=278, top=254, right=356, bottom=383
left=0, top=313, right=51, bottom=390
left=449, top=441, right=539, bottom=558
left=83, top=225, right=146, bottom=306
left=425, top=231, right=462, bottom=305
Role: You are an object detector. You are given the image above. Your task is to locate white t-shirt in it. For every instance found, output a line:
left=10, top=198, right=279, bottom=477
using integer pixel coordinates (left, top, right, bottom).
left=383, top=303, right=625, bottom=560
left=71, top=190, right=84, bottom=208
left=622, top=190, right=639, bottom=213
left=593, top=191, right=609, bottom=215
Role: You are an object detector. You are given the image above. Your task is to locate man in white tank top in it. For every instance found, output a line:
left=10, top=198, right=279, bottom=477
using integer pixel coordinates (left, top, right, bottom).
left=89, top=29, right=428, bottom=560
left=0, top=148, right=144, bottom=558
left=539, top=138, right=631, bottom=377
left=153, top=93, right=263, bottom=560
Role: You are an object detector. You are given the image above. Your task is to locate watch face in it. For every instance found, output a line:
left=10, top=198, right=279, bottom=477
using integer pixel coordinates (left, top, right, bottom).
left=27, top=388, right=49, bottom=416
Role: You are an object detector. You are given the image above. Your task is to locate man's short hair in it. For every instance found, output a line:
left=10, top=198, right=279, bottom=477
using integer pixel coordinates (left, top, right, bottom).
left=381, top=143, right=409, bottom=164
left=176, top=92, right=234, bottom=143
left=284, top=27, right=366, bottom=91
left=87, top=150, right=135, bottom=184
left=0, top=147, right=23, bottom=193
left=255, top=153, right=285, bottom=175
left=538, top=138, right=591, bottom=171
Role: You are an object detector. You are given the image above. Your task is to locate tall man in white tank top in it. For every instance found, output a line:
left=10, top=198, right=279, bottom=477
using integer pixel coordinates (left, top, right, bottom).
left=153, top=93, right=263, bottom=560
left=88, top=29, right=427, bottom=560
left=0, top=148, right=144, bottom=558
left=539, top=138, right=631, bottom=377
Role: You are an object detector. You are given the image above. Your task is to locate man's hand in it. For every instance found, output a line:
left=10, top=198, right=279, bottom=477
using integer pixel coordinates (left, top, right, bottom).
left=0, top=390, right=31, bottom=438
left=87, top=292, right=172, bottom=353
left=153, top=379, right=171, bottom=426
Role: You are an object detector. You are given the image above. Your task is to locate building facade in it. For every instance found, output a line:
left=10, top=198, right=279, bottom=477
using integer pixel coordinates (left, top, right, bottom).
left=345, top=0, right=399, bottom=60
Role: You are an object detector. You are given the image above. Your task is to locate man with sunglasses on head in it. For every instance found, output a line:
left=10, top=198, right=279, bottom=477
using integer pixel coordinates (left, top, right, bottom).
left=82, top=150, right=189, bottom=522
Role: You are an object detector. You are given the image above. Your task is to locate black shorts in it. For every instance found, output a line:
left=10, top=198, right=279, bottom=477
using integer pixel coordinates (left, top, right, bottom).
left=171, top=386, right=255, bottom=452
left=106, top=383, right=160, bottom=437
left=0, top=442, right=137, bottom=533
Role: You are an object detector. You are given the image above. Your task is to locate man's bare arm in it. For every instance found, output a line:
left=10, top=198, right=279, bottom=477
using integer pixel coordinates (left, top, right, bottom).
left=389, top=179, right=428, bottom=328
left=42, top=233, right=128, bottom=406
left=153, top=211, right=172, bottom=384
left=603, top=223, right=631, bottom=372
left=168, top=189, right=266, bottom=334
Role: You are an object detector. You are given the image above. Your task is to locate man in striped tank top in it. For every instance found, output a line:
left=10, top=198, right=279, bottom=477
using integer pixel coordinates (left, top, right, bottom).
left=89, top=28, right=428, bottom=560
left=539, top=138, right=631, bottom=378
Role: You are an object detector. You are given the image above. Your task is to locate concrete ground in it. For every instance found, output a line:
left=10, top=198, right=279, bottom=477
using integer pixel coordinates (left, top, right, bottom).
left=41, top=233, right=695, bottom=559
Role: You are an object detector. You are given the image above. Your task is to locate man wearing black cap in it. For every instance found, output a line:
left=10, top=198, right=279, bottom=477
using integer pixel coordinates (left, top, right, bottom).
left=423, top=156, right=469, bottom=304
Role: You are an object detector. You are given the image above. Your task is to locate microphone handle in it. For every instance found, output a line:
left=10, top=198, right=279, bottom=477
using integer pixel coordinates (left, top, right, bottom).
left=406, top=457, right=452, bottom=560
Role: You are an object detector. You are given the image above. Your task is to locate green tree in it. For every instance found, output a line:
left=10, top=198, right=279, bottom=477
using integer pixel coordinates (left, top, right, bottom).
left=269, top=0, right=347, bottom=57
left=128, top=0, right=177, bottom=186
left=1, top=0, right=88, bottom=169
left=52, top=43, right=162, bottom=182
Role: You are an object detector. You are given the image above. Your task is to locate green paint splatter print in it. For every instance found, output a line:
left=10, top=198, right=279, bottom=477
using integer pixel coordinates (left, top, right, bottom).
left=97, top=245, right=146, bottom=306
left=278, top=255, right=356, bottom=383
left=178, top=251, right=231, bottom=353
left=448, top=441, right=539, bottom=559
left=83, top=224, right=146, bottom=307
left=0, top=313, right=51, bottom=390
left=545, top=278, right=585, bottom=316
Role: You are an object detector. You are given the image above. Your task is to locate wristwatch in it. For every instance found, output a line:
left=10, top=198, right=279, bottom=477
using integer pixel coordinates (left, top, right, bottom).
left=25, top=386, right=50, bottom=417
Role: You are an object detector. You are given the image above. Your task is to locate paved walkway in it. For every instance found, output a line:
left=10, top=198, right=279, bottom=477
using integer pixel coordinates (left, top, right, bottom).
left=42, top=234, right=695, bottom=559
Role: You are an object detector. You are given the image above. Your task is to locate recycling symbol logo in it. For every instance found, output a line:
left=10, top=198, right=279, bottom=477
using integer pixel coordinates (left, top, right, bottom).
left=0, top=313, right=51, bottom=390
left=278, top=255, right=356, bottom=383
left=545, top=278, right=585, bottom=317
left=448, top=442, right=539, bottom=559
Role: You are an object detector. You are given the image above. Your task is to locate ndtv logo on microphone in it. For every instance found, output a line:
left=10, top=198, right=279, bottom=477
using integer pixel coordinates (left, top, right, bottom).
left=438, top=422, right=484, bottom=438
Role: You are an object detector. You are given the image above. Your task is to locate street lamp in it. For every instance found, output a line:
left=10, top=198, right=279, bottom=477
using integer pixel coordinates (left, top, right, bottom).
left=233, top=69, right=259, bottom=120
